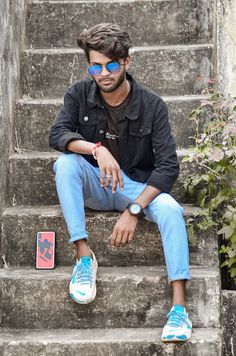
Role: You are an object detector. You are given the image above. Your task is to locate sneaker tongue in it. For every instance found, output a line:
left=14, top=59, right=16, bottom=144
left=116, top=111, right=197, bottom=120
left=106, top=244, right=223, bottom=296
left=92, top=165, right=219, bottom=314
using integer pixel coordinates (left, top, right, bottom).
left=171, top=304, right=186, bottom=313
left=81, top=256, right=91, bottom=263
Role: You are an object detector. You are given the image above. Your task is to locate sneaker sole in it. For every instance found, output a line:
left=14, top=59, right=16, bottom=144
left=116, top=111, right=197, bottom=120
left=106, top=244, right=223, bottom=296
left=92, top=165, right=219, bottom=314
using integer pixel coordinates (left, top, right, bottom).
left=162, top=334, right=191, bottom=342
left=69, top=285, right=97, bottom=304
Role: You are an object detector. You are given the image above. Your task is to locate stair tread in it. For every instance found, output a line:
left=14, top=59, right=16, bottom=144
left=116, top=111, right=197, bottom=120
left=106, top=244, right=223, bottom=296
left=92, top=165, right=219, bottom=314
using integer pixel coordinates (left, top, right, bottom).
left=17, top=94, right=206, bottom=104
left=0, top=265, right=219, bottom=279
left=2, top=203, right=201, bottom=217
left=23, top=44, right=213, bottom=54
left=0, top=327, right=221, bottom=343
left=8, top=148, right=190, bottom=160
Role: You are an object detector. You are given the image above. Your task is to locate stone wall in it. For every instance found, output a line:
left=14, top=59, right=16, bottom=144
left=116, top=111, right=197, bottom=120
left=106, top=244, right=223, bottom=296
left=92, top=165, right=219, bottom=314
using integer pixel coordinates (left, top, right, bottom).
left=217, top=0, right=236, bottom=96
left=0, top=0, right=26, bottom=266
left=221, top=291, right=236, bottom=356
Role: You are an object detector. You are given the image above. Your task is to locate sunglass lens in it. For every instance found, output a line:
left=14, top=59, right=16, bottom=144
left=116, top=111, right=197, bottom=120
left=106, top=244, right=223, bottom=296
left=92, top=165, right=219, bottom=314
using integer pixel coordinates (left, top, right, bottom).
left=88, top=64, right=102, bottom=76
left=106, top=61, right=121, bottom=73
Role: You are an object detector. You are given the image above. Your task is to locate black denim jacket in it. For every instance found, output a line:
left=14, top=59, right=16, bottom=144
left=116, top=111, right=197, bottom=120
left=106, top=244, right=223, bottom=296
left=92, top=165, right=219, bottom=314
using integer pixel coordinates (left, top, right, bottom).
left=48, top=73, right=179, bottom=193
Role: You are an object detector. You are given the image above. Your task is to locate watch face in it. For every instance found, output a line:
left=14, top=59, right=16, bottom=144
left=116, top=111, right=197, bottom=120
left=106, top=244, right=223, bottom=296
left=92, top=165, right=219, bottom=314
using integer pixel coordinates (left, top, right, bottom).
left=130, top=203, right=142, bottom=215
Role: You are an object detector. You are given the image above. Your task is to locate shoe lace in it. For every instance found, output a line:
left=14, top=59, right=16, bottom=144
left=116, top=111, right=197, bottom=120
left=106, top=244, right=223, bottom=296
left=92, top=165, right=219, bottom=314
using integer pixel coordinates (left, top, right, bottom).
left=166, top=310, right=187, bottom=328
left=74, top=257, right=92, bottom=285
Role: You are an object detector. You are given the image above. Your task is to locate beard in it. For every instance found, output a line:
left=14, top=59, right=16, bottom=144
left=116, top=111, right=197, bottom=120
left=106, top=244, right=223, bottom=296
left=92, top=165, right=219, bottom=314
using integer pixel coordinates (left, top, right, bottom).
left=95, top=70, right=126, bottom=93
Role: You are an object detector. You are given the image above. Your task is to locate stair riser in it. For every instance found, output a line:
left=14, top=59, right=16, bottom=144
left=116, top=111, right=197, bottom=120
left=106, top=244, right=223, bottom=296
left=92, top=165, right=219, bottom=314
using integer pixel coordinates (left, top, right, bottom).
left=0, top=338, right=222, bottom=356
left=6, top=156, right=194, bottom=206
left=2, top=210, right=218, bottom=267
left=20, top=47, right=213, bottom=98
left=26, top=0, right=214, bottom=48
left=14, top=99, right=201, bottom=151
left=0, top=268, right=220, bottom=329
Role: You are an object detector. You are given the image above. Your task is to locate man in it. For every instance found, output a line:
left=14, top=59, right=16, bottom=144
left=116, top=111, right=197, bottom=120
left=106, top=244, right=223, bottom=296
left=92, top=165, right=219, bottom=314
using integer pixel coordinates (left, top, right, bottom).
left=49, top=23, right=192, bottom=342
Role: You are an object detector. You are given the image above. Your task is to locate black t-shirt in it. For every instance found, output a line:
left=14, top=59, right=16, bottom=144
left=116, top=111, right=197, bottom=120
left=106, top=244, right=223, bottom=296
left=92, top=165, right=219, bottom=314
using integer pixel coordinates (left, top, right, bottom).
left=101, top=81, right=132, bottom=164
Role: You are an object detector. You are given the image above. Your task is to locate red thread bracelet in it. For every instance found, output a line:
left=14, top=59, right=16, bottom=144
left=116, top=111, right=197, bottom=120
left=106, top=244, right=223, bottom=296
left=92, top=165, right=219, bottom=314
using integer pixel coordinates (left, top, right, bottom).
left=92, top=142, right=102, bottom=160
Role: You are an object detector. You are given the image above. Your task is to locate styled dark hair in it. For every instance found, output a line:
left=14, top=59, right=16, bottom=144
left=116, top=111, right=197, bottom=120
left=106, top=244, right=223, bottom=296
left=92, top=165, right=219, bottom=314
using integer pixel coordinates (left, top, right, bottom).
left=77, top=23, right=133, bottom=62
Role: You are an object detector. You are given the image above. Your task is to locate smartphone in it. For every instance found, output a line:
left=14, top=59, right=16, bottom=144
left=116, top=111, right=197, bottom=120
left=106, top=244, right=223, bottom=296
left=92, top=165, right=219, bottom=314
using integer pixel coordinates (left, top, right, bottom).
left=36, top=231, right=56, bottom=269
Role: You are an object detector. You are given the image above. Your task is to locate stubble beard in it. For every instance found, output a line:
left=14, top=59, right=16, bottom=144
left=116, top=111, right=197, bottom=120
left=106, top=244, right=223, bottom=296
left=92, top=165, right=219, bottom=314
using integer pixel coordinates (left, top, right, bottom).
left=96, top=71, right=126, bottom=93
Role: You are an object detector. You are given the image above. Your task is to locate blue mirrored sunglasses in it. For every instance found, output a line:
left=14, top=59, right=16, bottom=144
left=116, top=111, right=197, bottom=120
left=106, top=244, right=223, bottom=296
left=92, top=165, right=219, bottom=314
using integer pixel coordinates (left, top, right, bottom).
left=88, top=61, right=121, bottom=76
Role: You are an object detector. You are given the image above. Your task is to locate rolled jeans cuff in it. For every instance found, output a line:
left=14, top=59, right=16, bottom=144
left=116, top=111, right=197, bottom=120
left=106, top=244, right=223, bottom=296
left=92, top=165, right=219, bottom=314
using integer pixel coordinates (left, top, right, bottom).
left=168, top=272, right=192, bottom=284
left=69, top=234, right=88, bottom=244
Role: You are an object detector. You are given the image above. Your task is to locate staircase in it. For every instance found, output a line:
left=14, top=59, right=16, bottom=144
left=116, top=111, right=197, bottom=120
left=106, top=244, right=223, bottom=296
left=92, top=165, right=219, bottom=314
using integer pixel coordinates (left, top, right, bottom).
left=0, top=0, right=222, bottom=354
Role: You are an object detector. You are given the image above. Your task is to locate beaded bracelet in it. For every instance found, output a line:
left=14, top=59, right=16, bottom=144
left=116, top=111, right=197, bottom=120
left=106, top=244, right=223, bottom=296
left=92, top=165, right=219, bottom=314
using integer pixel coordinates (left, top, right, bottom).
left=92, top=142, right=102, bottom=160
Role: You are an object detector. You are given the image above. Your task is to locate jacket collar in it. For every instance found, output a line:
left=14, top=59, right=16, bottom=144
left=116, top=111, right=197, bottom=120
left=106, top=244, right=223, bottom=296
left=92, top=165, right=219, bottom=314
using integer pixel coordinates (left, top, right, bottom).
left=87, top=72, right=141, bottom=120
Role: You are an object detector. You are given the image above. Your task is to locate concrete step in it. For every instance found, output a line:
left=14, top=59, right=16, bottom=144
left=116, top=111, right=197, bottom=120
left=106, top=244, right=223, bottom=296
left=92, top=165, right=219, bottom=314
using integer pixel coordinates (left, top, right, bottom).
left=0, top=328, right=222, bottom=356
left=6, top=150, right=194, bottom=206
left=25, top=0, right=214, bottom=48
left=1, top=205, right=218, bottom=268
left=14, top=95, right=204, bottom=151
left=20, top=45, right=213, bottom=98
left=0, top=266, right=220, bottom=329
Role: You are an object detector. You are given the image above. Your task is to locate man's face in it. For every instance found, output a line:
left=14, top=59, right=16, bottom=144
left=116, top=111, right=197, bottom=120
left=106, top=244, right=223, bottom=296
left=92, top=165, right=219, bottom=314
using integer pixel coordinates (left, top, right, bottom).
left=88, top=50, right=131, bottom=93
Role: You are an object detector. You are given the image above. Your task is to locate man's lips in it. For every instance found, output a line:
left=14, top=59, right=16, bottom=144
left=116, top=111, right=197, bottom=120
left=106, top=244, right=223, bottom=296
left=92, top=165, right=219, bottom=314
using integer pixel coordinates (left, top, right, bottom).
left=99, top=79, right=114, bottom=84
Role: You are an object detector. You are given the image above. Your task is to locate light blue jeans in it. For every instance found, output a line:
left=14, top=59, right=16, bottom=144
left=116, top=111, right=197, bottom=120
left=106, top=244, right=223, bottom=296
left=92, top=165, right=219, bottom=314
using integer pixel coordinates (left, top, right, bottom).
left=53, top=153, right=191, bottom=282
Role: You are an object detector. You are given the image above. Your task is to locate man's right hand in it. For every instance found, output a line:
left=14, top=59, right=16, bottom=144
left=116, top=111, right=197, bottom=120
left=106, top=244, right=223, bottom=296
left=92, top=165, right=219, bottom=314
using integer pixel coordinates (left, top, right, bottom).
left=96, top=146, right=124, bottom=193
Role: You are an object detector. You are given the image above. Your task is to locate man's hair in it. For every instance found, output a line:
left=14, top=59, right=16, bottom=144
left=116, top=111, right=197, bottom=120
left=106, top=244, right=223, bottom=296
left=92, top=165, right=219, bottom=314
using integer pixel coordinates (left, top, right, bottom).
left=77, top=23, right=133, bottom=62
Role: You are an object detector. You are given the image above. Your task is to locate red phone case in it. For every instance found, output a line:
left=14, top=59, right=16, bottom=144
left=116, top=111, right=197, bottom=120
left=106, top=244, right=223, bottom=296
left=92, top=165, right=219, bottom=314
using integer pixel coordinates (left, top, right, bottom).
left=36, top=231, right=55, bottom=269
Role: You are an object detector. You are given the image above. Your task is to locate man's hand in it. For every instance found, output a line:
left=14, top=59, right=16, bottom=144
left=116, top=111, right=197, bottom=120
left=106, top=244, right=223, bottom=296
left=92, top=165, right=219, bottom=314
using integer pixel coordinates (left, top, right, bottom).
left=96, top=146, right=124, bottom=193
left=111, top=209, right=138, bottom=247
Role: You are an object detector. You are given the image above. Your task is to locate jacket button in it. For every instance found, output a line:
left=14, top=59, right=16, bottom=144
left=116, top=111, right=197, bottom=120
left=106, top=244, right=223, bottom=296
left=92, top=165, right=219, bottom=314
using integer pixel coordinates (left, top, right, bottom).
left=84, top=116, right=89, bottom=121
left=99, top=130, right=104, bottom=134
left=140, top=129, right=143, bottom=132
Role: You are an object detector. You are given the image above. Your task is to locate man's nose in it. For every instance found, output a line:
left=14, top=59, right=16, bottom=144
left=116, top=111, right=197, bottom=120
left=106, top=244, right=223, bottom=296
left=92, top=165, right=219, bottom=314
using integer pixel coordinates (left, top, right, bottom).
left=100, top=65, right=110, bottom=76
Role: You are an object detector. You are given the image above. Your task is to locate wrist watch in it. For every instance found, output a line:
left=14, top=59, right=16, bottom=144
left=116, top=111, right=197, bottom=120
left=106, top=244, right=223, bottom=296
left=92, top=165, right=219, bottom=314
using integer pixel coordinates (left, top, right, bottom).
left=126, top=202, right=144, bottom=217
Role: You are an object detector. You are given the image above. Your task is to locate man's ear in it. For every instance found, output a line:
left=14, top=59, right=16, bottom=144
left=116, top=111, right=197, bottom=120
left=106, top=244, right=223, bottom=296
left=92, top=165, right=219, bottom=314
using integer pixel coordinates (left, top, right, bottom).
left=124, top=55, right=132, bottom=70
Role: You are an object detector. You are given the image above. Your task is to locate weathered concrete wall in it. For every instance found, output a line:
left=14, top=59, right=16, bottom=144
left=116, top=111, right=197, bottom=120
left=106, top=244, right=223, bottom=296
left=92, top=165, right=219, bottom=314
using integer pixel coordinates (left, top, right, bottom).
left=221, top=291, right=236, bottom=356
left=217, top=0, right=236, bottom=96
left=0, top=0, right=26, bottom=266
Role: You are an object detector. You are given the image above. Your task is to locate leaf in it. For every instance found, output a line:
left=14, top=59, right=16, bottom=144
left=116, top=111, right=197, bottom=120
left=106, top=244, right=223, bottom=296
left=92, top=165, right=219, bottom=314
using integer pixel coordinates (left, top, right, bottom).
left=199, top=189, right=208, bottom=208
left=230, top=267, right=236, bottom=278
left=219, top=245, right=228, bottom=254
left=228, top=257, right=236, bottom=267
left=228, top=249, right=236, bottom=258
left=231, top=233, right=236, bottom=243
left=210, top=93, right=220, bottom=101
left=221, top=260, right=229, bottom=267
left=190, top=109, right=199, bottom=117
left=217, top=225, right=234, bottom=239
left=191, top=177, right=202, bottom=187
left=187, top=225, right=196, bottom=245
left=211, top=192, right=228, bottom=209
left=181, top=156, right=191, bottom=163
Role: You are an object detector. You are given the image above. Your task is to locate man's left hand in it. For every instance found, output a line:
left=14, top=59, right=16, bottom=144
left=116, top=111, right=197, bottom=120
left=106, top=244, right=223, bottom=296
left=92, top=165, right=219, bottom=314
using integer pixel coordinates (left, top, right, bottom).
left=111, top=210, right=138, bottom=247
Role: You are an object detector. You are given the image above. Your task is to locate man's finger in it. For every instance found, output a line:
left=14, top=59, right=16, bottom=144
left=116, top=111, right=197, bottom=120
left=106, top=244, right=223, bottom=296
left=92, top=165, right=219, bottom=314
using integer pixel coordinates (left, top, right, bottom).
left=117, top=170, right=124, bottom=190
left=105, top=171, right=112, bottom=190
left=127, top=232, right=134, bottom=244
left=100, top=168, right=106, bottom=187
left=112, top=229, right=122, bottom=247
left=121, top=232, right=129, bottom=245
left=111, top=171, right=118, bottom=193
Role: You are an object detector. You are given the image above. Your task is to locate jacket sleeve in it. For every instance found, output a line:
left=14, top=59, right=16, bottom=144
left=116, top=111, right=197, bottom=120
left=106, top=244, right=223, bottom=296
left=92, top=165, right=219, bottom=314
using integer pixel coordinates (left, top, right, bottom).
left=146, top=100, right=179, bottom=193
left=48, top=86, right=86, bottom=152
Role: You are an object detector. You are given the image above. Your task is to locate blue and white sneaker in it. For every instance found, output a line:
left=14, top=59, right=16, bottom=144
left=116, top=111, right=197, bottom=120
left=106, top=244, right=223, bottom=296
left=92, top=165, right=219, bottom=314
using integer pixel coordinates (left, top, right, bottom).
left=69, top=249, right=98, bottom=304
left=161, top=304, right=192, bottom=342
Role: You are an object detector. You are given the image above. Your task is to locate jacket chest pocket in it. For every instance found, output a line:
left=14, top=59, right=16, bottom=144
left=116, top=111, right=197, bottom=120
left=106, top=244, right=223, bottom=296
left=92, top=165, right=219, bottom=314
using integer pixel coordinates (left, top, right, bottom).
left=127, top=125, right=152, bottom=159
left=129, top=126, right=152, bottom=138
left=78, top=114, right=97, bottom=141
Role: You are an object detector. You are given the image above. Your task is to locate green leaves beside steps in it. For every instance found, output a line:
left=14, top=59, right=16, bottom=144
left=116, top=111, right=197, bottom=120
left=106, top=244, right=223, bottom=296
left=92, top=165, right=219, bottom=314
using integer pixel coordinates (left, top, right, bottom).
left=181, top=79, right=236, bottom=284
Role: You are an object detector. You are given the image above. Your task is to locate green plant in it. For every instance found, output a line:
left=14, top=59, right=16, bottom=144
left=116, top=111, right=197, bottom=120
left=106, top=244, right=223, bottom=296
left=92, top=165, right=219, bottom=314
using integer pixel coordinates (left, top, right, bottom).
left=182, top=78, right=236, bottom=284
